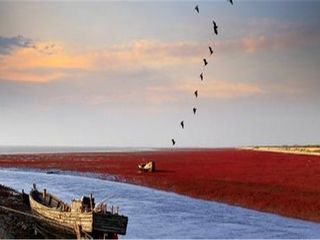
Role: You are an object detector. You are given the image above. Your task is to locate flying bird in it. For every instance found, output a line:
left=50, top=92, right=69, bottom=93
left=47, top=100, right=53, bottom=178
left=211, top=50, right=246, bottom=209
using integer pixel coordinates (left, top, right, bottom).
left=229, top=0, right=233, bottom=5
left=195, top=5, right=199, bottom=13
left=213, top=20, right=218, bottom=35
left=171, top=139, right=176, bottom=146
left=180, top=121, right=184, bottom=129
left=200, top=73, right=203, bottom=81
left=194, top=90, right=198, bottom=98
left=193, top=107, right=197, bottom=114
left=203, top=58, right=208, bottom=66
left=209, top=46, right=213, bottom=55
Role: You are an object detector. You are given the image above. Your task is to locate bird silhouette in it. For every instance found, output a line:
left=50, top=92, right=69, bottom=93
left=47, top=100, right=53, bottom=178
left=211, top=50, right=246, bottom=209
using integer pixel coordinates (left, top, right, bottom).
left=209, top=46, right=213, bottom=55
left=200, top=73, right=203, bottom=81
left=195, top=5, right=199, bottom=13
left=180, top=121, right=184, bottom=129
left=229, top=0, right=233, bottom=5
left=203, top=58, right=208, bottom=66
left=193, top=107, right=197, bottom=114
left=194, top=90, right=198, bottom=98
left=172, top=139, right=176, bottom=146
left=213, top=20, right=218, bottom=35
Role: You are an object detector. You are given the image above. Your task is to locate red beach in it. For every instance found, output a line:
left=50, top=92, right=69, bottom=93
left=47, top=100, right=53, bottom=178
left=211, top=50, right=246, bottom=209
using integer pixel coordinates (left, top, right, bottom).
left=1, top=148, right=320, bottom=223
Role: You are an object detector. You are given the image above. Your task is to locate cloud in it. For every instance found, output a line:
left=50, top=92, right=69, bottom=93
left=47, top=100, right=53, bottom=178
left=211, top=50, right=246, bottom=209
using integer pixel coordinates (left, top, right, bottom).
left=240, top=31, right=320, bottom=54
left=0, top=35, right=61, bottom=56
left=87, top=39, right=203, bottom=71
left=0, top=69, right=67, bottom=83
left=30, top=42, right=62, bottom=56
left=52, top=80, right=264, bottom=109
left=147, top=80, right=265, bottom=102
left=3, top=27, right=319, bottom=83
left=0, top=35, right=32, bottom=55
left=0, top=38, right=204, bottom=83
left=242, top=35, right=267, bottom=54
left=183, top=81, right=265, bottom=99
left=0, top=39, right=89, bottom=82
left=2, top=23, right=319, bottom=84
left=239, top=20, right=320, bottom=54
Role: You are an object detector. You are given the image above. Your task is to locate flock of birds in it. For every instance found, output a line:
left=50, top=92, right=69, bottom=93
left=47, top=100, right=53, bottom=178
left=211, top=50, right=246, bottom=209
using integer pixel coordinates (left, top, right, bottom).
left=171, top=0, right=234, bottom=146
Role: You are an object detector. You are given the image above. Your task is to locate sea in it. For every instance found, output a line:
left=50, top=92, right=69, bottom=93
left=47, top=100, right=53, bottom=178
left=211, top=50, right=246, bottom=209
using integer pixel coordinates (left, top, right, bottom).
left=0, top=146, right=156, bottom=154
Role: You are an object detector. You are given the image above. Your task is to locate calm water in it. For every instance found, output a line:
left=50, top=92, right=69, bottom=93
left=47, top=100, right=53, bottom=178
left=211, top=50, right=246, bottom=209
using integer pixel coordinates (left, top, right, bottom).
left=0, top=168, right=320, bottom=239
left=0, top=146, right=156, bottom=154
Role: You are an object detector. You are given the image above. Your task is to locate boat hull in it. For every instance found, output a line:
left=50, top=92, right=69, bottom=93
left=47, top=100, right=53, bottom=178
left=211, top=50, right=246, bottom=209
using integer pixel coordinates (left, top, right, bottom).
left=29, top=188, right=128, bottom=238
left=29, top=190, right=93, bottom=233
left=33, top=215, right=76, bottom=239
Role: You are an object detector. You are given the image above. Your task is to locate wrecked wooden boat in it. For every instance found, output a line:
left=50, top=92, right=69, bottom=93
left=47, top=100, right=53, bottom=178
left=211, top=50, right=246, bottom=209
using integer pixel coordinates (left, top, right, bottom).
left=138, top=161, right=155, bottom=172
left=29, top=184, right=128, bottom=239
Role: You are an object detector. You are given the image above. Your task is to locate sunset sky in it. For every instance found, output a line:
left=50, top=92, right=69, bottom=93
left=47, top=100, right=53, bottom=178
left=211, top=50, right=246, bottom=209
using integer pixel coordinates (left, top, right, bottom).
left=0, top=1, right=319, bottom=147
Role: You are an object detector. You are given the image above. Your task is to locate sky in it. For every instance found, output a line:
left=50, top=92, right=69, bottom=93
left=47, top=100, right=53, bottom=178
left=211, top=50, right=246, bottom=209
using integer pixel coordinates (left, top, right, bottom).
left=0, top=1, right=320, bottom=148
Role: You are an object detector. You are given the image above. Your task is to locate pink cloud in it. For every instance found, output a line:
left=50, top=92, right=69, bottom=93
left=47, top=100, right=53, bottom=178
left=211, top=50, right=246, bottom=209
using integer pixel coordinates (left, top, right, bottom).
left=239, top=20, right=320, bottom=54
left=0, top=39, right=205, bottom=83
left=179, top=80, right=265, bottom=99
left=242, top=35, right=267, bottom=53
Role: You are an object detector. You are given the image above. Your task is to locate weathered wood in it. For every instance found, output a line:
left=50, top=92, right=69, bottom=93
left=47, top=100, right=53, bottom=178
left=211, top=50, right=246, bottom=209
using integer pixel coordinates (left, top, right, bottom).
left=29, top=190, right=93, bottom=232
left=93, top=213, right=128, bottom=235
left=29, top=187, right=128, bottom=237
left=89, top=193, right=93, bottom=211
left=138, top=161, right=155, bottom=172
left=43, top=189, right=46, bottom=204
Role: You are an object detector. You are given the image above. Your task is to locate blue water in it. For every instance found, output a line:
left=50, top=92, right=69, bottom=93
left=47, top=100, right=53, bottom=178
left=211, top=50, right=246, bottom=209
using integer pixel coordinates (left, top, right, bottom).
left=0, top=168, right=320, bottom=239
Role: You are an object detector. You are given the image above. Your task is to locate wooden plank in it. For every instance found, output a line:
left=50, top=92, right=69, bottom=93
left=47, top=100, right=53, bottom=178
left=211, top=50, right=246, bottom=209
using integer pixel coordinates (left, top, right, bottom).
left=29, top=193, right=93, bottom=232
left=30, top=189, right=128, bottom=236
left=93, top=213, right=128, bottom=235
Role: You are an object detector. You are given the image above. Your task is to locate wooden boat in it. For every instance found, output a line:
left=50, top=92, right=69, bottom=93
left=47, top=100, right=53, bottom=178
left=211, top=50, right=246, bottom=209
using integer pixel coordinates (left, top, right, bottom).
left=29, top=184, right=128, bottom=239
left=138, top=161, right=155, bottom=172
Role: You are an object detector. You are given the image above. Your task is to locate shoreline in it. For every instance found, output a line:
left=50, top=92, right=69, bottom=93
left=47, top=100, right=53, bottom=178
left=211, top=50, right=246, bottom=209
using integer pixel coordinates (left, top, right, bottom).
left=1, top=148, right=320, bottom=223
left=0, top=146, right=223, bottom=155
left=242, top=147, right=320, bottom=156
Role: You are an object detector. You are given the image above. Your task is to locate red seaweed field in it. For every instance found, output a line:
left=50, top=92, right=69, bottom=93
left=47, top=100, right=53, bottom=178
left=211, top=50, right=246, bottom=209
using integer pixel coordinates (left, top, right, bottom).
left=1, top=148, right=320, bottom=222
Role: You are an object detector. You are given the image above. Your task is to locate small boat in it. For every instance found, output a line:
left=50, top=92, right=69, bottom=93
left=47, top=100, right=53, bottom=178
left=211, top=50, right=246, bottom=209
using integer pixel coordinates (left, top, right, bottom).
left=138, top=161, right=155, bottom=172
left=29, top=184, right=128, bottom=239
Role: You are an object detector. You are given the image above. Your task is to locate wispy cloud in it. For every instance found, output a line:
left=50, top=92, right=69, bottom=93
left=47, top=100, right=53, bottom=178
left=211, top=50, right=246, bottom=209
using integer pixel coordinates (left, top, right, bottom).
left=181, top=80, right=265, bottom=99
left=242, top=35, right=267, bottom=54
left=87, top=39, right=203, bottom=71
left=0, top=38, right=88, bottom=82
left=51, top=79, right=265, bottom=109
left=0, top=35, right=60, bottom=56
left=0, top=38, right=204, bottom=83
left=240, top=19, right=320, bottom=54
left=0, top=35, right=32, bottom=55
left=146, top=80, right=265, bottom=102
left=2, top=22, right=319, bottom=83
